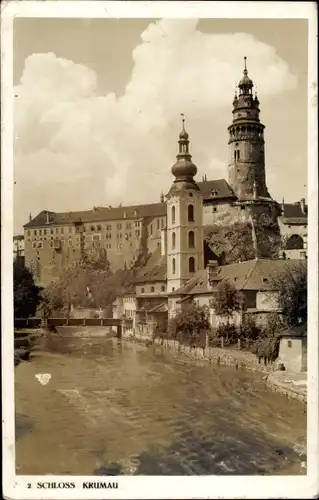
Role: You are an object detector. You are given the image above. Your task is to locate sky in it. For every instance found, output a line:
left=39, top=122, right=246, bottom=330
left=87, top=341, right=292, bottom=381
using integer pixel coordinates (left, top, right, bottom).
left=13, top=18, right=308, bottom=235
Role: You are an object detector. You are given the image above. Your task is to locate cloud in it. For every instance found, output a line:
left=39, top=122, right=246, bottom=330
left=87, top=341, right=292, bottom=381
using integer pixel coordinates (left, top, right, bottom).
left=14, top=19, right=297, bottom=233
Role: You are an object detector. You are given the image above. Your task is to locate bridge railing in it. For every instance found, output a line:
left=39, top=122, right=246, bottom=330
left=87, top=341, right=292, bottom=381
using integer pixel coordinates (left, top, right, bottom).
left=14, top=317, right=129, bottom=328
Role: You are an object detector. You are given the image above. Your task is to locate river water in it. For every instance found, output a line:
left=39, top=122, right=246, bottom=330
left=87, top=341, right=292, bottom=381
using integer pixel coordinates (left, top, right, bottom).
left=15, top=336, right=307, bottom=476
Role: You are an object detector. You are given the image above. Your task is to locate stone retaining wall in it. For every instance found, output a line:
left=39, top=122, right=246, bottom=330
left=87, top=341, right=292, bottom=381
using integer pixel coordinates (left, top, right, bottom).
left=266, top=372, right=307, bottom=403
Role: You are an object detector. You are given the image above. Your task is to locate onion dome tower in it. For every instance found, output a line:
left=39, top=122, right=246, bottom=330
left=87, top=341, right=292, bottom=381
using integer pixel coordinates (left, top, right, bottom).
left=166, top=115, right=204, bottom=293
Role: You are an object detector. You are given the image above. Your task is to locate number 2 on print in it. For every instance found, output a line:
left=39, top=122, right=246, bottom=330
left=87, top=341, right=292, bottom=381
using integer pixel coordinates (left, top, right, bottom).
left=27, top=483, right=31, bottom=488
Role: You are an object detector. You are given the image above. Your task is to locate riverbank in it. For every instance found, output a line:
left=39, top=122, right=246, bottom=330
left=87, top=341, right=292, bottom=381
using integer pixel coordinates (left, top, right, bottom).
left=120, top=335, right=307, bottom=403
left=267, top=371, right=307, bottom=403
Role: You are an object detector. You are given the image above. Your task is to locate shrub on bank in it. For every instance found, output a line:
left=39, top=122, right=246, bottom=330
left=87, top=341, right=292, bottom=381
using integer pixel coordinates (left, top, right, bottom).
left=167, top=303, right=210, bottom=347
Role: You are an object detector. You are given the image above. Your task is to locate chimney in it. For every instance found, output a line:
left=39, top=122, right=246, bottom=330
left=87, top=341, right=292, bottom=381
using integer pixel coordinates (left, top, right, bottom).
left=300, top=198, right=306, bottom=214
left=160, top=191, right=164, bottom=203
left=29, top=213, right=32, bottom=222
left=281, top=197, right=285, bottom=213
left=206, top=260, right=218, bottom=290
left=46, top=211, right=50, bottom=224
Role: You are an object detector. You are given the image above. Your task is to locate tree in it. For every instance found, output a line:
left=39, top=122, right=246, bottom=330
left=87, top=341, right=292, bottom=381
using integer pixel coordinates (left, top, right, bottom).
left=211, top=280, right=245, bottom=324
left=271, top=261, right=307, bottom=327
left=249, top=313, right=284, bottom=364
left=14, top=259, right=40, bottom=318
left=168, top=303, right=210, bottom=346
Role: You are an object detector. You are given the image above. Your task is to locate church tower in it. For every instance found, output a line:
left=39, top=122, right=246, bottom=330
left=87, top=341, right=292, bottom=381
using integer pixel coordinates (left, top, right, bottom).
left=228, top=57, right=270, bottom=200
left=166, top=116, right=204, bottom=293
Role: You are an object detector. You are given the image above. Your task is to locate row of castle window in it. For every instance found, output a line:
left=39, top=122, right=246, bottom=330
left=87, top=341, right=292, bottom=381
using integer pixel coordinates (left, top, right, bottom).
left=229, top=126, right=264, bottom=137
left=171, top=256, right=195, bottom=274
left=140, top=285, right=166, bottom=293
left=171, top=231, right=195, bottom=249
left=171, top=204, right=195, bottom=225
left=27, top=221, right=143, bottom=237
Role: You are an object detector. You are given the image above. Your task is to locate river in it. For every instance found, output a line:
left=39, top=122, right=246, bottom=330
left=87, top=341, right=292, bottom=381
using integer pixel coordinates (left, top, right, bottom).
left=15, top=335, right=307, bottom=475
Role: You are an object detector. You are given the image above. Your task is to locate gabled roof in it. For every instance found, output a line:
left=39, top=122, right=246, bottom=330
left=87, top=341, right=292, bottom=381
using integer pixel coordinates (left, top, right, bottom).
left=281, top=203, right=308, bottom=221
left=135, top=247, right=167, bottom=283
left=24, top=203, right=166, bottom=228
left=170, top=258, right=303, bottom=296
left=197, top=179, right=237, bottom=201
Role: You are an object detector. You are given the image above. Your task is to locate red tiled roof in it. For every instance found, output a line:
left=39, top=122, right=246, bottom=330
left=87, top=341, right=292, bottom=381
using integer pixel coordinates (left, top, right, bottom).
left=197, top=179, right=237, bottom=201
left=281, top=203, right=308, bottom=220
left=24, top=179, right=238, bottom=228
left=24, top=203, right=166, bottom=228
left=135, top=247, right=167, bottom=283
left=170, top=258, right=304, bottom=296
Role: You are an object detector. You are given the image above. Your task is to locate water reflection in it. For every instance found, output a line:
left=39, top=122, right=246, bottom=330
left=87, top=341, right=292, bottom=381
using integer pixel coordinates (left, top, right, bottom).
left=15, top=336, right=306, bottom=475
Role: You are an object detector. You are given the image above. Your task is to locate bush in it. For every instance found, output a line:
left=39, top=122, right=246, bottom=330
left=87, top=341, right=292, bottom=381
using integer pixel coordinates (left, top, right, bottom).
left=14, top=260, right=40, bottom=318
left=271, top=261, right=307, bottom=327
left=249, top=313, right=284, bottom=363
left=168, top=303, right=210, bottom=347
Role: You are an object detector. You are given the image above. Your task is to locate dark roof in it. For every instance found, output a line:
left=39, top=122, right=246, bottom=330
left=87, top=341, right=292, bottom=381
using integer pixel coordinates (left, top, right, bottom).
left=281, top=203, right=308, bottom=221
left=135, top=247, right=167, bottom=283
left=197, top=179, right=237, bottom=201
left=170, top=258, right=303, bottom=296
left=24, top=203, right=166, bottom=228
left=25, top=178, right=238, bottom=228
left=281, top=323, right=307, bottom=338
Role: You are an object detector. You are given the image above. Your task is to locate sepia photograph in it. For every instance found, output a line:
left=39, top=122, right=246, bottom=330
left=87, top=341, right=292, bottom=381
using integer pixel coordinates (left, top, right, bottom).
left=2, top=1, right=318, bottom=499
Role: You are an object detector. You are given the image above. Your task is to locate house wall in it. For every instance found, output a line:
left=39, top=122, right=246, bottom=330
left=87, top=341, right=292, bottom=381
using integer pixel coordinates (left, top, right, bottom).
left=278, top=337, right=306, bottom=372
left=136, top=282, right=167, bottom=296
left=256, top=291, right=279, bottom=311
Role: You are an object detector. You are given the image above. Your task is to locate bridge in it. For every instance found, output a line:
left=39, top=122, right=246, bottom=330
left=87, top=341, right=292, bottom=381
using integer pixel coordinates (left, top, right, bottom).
left=14, top=316, right=133, bottom=336
left=14, top=317, right=133, bottom=364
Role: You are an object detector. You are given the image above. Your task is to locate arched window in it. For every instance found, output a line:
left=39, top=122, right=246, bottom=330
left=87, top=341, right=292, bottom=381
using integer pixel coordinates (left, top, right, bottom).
left=172, top=257, right=176, bottom=275
left=285, top=234, right=304, bottom=250
left=189, top=257, right=195, bottom=273
left=237, top=149, right=240, bottom=160
left=188, top=204, right=194, bottom=222
left=172, top=205, right=176, bottom=224
left=172, top=231, right=176, bottom=249
left=188, top=231, right=195, bottom=248
left=234, top=150, right=237, bottom=161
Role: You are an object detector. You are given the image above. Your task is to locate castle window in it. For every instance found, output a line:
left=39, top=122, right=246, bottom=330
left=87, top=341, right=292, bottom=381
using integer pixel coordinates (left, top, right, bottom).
left=51, top=229, right=53, bottom=234
left=91, top=226, right=95, bottom=232
left=188, top=204, right=194, bottom=222
left=213, top=207, right=217, bottom=212
left=172, top=232, right=176, bottom=249
left=234, top=150, right=237, bottom=161
left=151, top=286, right=155, bottom=293
left=172, top=205, right=176, bottom=224
left=126, top=222, right=131, bottom=230
left=161, top=285, right=165, bottom=292
left=188, top=231, right=195, bottom=248
left=150, top=224, right=153, bottom=235
left=287, top=340, right=292, bottom=348
left=157, top=219, right=160, bottom=230
left=97, top=225, right=102, bottom=231
left=61, top=227, right=64, bottom=234
left=237, top=149, right=240, bottom=160
left=69, top=227, right=72, bottom=233
left=172, top=257, right=176, bottom=275
left=141, top=288, right=145, bottom=293
left=117, top=223, right=122, bottom=230
left=160, top=218, right=164, bottom=229
left=189, top=257, right=195, bottom=273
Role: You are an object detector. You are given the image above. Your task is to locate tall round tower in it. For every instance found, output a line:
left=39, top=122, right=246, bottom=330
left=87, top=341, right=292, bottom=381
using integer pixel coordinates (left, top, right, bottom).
left=228, top=57, right=270, bottom=200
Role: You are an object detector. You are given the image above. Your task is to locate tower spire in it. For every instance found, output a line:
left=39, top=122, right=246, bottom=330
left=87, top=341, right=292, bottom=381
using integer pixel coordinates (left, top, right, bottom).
left=169, top=115, right=199, bottom=191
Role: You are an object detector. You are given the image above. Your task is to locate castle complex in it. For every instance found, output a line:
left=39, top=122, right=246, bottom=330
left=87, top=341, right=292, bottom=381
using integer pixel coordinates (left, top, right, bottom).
left=23, top=60, right=308, bottom=288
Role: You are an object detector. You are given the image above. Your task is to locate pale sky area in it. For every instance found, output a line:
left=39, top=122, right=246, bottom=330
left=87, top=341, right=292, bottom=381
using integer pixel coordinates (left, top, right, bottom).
left=13, top=18, right=308, bottom=235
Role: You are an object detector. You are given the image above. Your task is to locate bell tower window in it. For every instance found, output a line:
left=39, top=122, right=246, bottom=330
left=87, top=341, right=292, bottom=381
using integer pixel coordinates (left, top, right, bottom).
left=172, top=232, right=176, bottom=249
left=188, top=231, right=195, bottom=248
left=188, top=204, right=194, bottom=222
left=172, top=205, right=175, bottom=225
left=189, top=257, right=195, bottom=273
left=172, top=257, right=176, bottom=275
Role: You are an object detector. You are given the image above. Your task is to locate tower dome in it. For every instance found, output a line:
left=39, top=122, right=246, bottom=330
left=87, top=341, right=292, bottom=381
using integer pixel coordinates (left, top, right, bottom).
left=170, top=114, right=198, bottom=190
